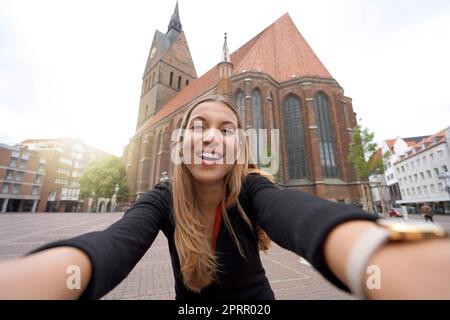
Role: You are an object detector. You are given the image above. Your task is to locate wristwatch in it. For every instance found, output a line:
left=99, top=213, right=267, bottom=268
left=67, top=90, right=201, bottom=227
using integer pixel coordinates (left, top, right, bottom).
left=346, top=219, right=449, bottom=299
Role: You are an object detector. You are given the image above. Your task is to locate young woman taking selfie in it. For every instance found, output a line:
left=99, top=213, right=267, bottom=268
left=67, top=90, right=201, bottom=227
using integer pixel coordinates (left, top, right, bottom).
left=1, top=95, right=449, bottom=300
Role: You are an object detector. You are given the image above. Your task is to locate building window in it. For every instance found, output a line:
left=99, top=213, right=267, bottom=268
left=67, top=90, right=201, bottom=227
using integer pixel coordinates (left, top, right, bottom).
left=35, top=175, right=42, bottom=184
left=32, top=186, right=40, bottom=196
left=423, top=185, right=428, bottom=195
left=5, top=170, right=14, bottom=180
left=19, top=159, right=27, bottom=170
left=59, top=157, right=72, bottom=165
left=178, top=76, right=181, bottom=90
left=315, top=92, right=339, bottom=178
left=16, top=171, right=24, bottom=181
left=430, top=184, right=436, bottom=194
left=443, top=165, right=448, bottom=172
left=434, top=168, right=439, bottom=176
left=414, top=174, right=418, bottom=182
left=417, top=187, right=422, bottom=195
left=426, top=170, right=432, bottom=178
left=186, top=79, right=189, bottom=86
left=145, top=105, right=149, bottom=118
left=251, top=89, right=263, bottom=164
left=438, top=183, right=444, bottom=192
left=283, top=95, right=308, bottom=179
left=437, top=150, right=444, bottom=160
left=430, top=153, right=434, bottom=161
left=252, top=89, right=263, bottom=129
left=55, top=178, right=68, bottom=185
left=38, top=163, right=45, bottom=173
left=235, top=90, right=246, bottom=126
left=1, top=183, right=10, bottom=194
left=401, top=166, right=405, bottom=173
left=422, top=156, right=427, bottom=164
left=8, top=157, right=17, bottom=168
left=169, top=72, right=173, bottom=86
left=12, top=184, right=21, bottom=194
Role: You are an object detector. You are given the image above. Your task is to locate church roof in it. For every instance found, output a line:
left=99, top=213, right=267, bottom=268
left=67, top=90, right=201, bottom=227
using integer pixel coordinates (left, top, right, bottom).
left=137, top=13, right=333, bottom=134
left=234, top=13, right=332, bottom=82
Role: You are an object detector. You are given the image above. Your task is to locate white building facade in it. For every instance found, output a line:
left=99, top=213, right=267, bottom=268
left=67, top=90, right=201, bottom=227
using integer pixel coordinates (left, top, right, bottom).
left=370, top=136, right=425, bottom=212
left=394, top=126, right=450, bottom=214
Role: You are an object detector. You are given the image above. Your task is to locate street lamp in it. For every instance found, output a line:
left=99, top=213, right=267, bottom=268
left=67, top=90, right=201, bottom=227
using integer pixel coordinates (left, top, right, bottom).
left=112, top=184, right=119, bottom=213
left=91, top=191, right=96, bottom=213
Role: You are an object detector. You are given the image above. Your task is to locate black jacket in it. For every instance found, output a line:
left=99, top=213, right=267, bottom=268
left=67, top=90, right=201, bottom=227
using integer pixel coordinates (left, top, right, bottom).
left=29, top=173, right=377, bottom=300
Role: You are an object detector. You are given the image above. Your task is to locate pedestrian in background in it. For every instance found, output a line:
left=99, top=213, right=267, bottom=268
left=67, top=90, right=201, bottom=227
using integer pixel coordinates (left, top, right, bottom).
left=420, top=203, right=434, bottom=223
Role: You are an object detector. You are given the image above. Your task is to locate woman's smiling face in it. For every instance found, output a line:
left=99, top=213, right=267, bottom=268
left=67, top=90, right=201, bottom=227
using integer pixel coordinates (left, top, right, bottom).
left=183, top=100, right=240, bottom=185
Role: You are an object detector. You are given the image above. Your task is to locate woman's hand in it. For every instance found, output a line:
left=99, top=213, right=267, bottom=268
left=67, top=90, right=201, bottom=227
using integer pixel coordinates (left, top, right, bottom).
left=324, top=220, right=450, bottom=299
left=0, top=247, right=92, bottom=299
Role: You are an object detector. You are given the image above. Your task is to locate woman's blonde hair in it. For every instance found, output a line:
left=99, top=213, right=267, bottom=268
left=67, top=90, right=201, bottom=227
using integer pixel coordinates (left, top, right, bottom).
left=172, top=94, right=271, bottom=292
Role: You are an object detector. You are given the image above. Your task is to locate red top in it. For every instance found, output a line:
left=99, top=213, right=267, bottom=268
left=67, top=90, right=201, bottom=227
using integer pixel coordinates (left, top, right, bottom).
left=212, top=204, right=222, bottom=252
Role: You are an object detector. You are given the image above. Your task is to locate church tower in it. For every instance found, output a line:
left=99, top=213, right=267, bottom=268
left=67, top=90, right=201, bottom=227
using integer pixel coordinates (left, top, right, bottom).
left=136, top=1, right=197, bottom=131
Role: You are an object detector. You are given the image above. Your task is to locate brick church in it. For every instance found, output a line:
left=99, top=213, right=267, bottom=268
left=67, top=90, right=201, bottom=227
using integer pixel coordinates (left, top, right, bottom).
left=123, top=3, right=362, bottom=205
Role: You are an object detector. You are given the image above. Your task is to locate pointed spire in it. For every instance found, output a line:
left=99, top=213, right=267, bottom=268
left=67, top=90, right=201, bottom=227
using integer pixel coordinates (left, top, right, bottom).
left=222, top=32, right=231, bottom=63
left=217, top=32, right=233, bottom=96
left=167, top=1, right=182, bottom=34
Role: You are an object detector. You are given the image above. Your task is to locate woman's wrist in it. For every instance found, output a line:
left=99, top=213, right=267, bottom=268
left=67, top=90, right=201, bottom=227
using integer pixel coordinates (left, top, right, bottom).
left=364, top=238, right=450, bottom=299
left=324, top=220, right=379, bottom=287
left=325, top=220, right=450, bottom=299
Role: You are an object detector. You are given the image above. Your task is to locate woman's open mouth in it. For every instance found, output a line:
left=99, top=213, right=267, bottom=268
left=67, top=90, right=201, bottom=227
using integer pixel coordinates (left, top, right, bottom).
left=196, top=152, right=224, bottom=166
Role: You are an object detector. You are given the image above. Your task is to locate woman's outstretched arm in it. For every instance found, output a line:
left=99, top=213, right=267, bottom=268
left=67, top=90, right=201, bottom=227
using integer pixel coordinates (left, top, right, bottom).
left=0, top=247, right=91, bottom=299
left=245, top=173, right=450, bottom=299
left=0, top=182, right=171, bottom=300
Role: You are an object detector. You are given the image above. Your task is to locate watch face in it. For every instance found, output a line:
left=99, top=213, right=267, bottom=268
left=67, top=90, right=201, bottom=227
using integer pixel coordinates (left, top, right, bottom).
left=378, top=219, right=449, bottom=241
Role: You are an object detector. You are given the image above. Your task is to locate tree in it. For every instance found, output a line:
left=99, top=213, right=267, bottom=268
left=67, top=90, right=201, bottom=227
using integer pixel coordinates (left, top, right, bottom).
left=79, top=155, right=128, bottom=200
left=348, top=125, right=389, bottom=212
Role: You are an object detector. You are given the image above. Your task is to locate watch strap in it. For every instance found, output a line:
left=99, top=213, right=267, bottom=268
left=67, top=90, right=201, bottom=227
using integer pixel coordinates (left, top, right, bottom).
left=346, top=226, right=390, bottom=299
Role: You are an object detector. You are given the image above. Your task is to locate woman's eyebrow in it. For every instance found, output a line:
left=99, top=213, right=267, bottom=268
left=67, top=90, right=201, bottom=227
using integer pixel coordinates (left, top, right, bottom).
left=189, top=116, right=237, bottom=127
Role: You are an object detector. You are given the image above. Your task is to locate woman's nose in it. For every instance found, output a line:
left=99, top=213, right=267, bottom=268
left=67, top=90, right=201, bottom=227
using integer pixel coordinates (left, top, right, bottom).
left=202, top=128, right=221, bottom=144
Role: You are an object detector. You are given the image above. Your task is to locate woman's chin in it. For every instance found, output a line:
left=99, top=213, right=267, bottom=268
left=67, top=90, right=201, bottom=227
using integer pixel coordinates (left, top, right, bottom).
left=189, top=165, right=229, bottom=185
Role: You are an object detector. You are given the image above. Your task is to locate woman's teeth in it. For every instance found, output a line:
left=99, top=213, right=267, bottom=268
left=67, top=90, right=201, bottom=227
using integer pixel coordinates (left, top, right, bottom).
left=201, top=153, right=222, bottom=161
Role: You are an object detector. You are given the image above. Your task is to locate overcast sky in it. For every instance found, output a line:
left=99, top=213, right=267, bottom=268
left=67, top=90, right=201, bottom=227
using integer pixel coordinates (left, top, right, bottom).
left=1, top=0, right=449, bottom=156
